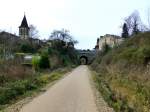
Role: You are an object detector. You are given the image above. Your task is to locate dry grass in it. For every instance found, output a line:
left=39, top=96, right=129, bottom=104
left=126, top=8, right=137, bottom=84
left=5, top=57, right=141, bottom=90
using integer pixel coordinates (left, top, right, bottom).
left=0, top=59, right=33, bottom=79
left=6, top=66, right=33, bottom=78
left=94, top=64, right=150, bottom=111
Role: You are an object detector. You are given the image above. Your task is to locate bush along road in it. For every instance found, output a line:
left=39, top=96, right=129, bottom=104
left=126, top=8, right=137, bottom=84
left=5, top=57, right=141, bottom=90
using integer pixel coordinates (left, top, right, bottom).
left=0, top=67, right=73, bottom=112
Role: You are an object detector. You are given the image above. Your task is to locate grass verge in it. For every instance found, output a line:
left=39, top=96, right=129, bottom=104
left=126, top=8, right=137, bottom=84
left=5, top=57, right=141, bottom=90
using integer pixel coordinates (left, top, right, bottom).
left=90, top=68, right=135, bottom=112
left=0, top=67, right=73, bottom=112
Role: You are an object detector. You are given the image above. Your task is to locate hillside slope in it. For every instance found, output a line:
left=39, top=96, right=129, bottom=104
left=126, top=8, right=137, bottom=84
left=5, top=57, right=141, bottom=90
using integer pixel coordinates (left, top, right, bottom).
left=91, top=32, right=150, bottom=112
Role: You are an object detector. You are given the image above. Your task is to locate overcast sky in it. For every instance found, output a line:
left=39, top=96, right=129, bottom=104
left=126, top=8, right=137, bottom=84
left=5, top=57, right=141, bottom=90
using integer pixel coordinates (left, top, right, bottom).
left=0, top=0, right=149, bottom=49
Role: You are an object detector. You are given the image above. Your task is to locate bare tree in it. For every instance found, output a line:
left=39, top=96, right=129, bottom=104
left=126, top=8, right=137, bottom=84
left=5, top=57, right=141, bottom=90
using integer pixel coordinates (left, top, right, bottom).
left=147, top=8, right=150, bottom=30
left=125, top=10, right=142, bottom=35
left=125, top=14, right=134, bottom=34
left=125, top=10, right=150, bottom=35
left=49, top=29, right=78, bottom=44
left=29, top=25, right=39, bottom=39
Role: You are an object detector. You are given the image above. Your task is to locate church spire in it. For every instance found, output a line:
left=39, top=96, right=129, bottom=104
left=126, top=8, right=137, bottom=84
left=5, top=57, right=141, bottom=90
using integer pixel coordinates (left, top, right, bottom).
left=19, top=14, right=30, bottom=39
left=19, top=14, right=29, bottom=28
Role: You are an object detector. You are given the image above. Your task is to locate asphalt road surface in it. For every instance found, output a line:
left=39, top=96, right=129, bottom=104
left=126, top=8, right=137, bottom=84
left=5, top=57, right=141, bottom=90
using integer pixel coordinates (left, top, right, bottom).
left=20, top=65, right=100, bottom=112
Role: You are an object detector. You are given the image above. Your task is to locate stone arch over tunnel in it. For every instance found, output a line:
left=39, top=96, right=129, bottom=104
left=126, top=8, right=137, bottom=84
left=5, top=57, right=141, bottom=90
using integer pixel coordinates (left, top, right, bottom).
left=80, top=56, right=88, bottom=65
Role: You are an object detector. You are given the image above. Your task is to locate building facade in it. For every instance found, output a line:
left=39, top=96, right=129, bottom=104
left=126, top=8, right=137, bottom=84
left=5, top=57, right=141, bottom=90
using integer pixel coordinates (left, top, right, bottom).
left=98, top=34, right=124, bottom=50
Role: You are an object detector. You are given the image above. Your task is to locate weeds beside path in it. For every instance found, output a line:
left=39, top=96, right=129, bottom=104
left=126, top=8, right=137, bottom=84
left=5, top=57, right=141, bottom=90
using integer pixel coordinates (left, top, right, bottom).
left=0, top=67, right=73, bottom=112
left=89, top=67, right=114, bottom=112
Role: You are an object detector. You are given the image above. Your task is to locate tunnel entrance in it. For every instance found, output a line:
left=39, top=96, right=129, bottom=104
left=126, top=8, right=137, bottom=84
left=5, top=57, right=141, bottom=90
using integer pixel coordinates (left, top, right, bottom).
left=80, top=56, right=88, bottom=65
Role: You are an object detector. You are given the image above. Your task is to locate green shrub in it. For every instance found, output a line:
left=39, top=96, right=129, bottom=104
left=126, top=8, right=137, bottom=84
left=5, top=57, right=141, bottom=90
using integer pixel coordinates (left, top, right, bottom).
left=39, top=53, right=50, bottom=69
left=0, top=75, right=10, bottom=85
left=32, top=76, right=49, bottom=86
left=0, top=72, right=62, bottom=105
left=32, top=55, right=41, bottom=71
left=0, top=88, right=14, bottom=104
left=48, top=47, right=54, bottom=55
left=20, top=43, right=34, bottom=53
left=32, top=53, right=50, bottom=70
left=61, top=55, right=71, bottom=66
left=0, top=80, right=28, bottom=104
left=9, top=81, right=26, bottom=95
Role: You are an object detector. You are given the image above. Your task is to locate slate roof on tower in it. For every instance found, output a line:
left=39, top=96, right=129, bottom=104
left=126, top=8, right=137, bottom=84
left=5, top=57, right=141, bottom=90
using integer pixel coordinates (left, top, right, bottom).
left=19, top=15, right=29, bottom=28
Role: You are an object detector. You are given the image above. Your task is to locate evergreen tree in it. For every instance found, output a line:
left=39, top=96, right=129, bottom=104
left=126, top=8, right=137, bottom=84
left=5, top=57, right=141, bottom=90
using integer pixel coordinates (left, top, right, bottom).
left=122, top=23, right=129, bottom=38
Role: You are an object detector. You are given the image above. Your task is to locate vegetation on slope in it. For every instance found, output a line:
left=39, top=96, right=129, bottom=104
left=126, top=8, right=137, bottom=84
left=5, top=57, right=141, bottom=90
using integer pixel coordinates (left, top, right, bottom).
left=0, top=29, right=79, bottom=111
left=0, top=67, right=72, bottom=111
left=91, top=32, right=150, bottom=112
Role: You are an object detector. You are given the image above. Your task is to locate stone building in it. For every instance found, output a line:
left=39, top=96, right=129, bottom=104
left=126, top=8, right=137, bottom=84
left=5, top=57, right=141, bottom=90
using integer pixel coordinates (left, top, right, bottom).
left=98, top=34, right=124, bottom=50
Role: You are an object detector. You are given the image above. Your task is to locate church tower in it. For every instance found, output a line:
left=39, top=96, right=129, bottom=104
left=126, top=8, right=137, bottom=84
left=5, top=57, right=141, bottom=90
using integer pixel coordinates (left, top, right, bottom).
left=19, top=15, right=30, bottom=39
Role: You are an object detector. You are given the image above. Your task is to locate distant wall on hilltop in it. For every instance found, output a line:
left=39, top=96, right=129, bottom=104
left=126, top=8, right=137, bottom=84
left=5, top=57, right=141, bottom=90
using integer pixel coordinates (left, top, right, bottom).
left=98, top=34, right=124, bottom=50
